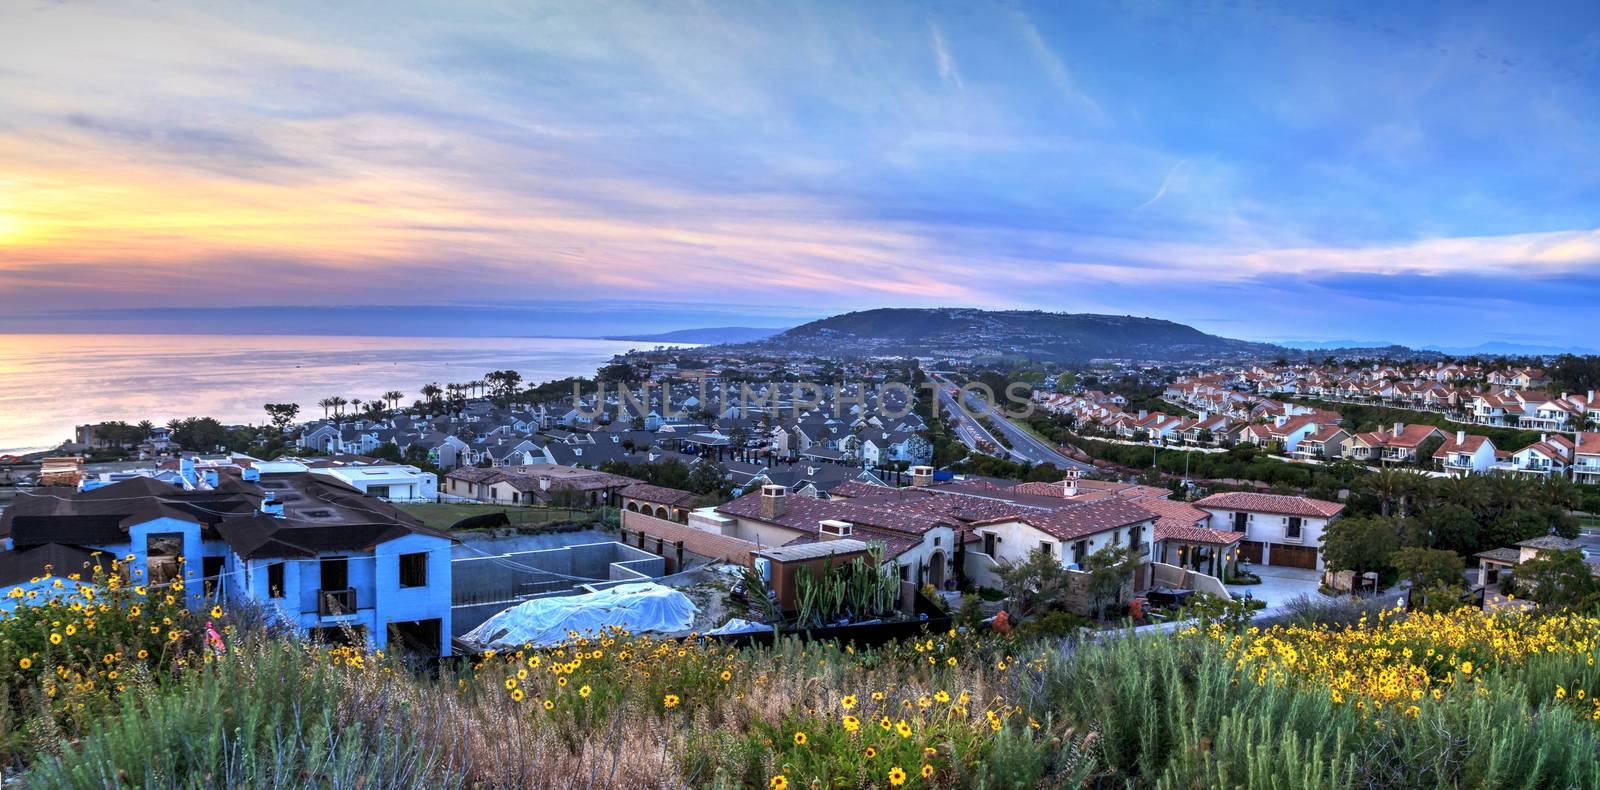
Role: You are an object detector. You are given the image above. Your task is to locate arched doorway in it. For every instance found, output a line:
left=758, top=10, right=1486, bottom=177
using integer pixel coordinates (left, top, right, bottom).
left=626, top=501, right=639, bottom=512
left=927, top=550, right=947, bottom=588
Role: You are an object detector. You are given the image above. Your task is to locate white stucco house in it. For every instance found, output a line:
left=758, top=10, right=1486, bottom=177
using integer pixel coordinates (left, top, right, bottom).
left=1194, top=492, right=1344, bottom=571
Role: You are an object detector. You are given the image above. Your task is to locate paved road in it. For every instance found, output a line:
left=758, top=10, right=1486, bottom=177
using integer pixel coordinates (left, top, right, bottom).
left=932, top=375, right=1092, bottom=472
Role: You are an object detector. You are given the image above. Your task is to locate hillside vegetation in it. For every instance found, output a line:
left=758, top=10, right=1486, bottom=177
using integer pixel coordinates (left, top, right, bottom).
left=11, top=559, right=1600, bottom=787
left=720, top=308, right=1282, bottom=363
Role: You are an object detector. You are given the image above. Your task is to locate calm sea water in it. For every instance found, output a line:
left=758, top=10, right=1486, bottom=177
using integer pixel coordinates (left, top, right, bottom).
left=0, top=334, right=663, bottom=453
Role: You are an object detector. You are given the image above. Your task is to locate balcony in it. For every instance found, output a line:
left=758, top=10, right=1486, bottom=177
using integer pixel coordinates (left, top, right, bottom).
left=318, top=588, right=357, bottom=617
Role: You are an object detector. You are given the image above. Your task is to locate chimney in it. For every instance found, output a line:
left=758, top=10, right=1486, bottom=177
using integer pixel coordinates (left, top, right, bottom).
left=179, top=457, right=197, bottom=489
left=760, top=484, right=787, bottom=520
left=910, top=466, right=934, bottom=487
left=819, top=519, right=853, bottom=540
left=538, top=475, right=551, bottom=492
left=1138, top=409, right=1148, bottom=420
left=1392, top=422, right=1404, bottom=436
left=1064, top=467, right=1080, bottom=498
left=1456, top=430, right=1466, bottom=445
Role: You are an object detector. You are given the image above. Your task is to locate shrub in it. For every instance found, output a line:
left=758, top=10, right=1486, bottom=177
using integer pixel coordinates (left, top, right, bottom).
left=0, top=555, right=225, bottom=761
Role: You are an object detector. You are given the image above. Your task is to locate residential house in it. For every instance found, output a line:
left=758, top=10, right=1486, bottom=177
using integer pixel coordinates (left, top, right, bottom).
left=1194, top=492, right=1345, bottom=570
left=1432, top=431, right=1498, bottom=476
left=1573, top=433, right=1600, bottom=486
left=620, top=483, right=701, bottom=524
left=442, top=464, right=638, bottom=507
left=0, top=466, right=456, bottom=658
left=1345, top=423, right=1446, bottom=465
left=1503, top=434, right=1574, bottom=478
left=1294, top=426, right=1350, bottom=460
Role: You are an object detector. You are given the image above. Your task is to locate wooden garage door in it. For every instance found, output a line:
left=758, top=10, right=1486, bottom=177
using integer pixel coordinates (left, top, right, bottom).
left=1239, top=541, right=1264, bottom=564
left=1270, top=544, right=1318, bottom=569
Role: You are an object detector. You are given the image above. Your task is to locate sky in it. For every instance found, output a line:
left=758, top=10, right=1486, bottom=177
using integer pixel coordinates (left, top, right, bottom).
left=1, top=1, right=1598, bottom=348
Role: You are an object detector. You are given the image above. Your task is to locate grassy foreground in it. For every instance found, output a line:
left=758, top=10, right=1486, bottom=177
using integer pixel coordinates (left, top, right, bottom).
left=8, top=564, right=1600, bottom=787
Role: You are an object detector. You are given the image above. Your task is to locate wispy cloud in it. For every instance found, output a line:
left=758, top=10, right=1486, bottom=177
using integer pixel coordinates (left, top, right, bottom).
left=928, top=21, right=962, bottom=88
left=1136, top=158, right=1190, bottom=210
left=0, top=1, right=1597, bottom=346
left=1007, top=7, right=1104, bottom=121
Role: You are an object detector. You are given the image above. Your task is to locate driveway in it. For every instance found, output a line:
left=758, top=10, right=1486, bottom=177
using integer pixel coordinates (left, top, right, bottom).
left=1228, top=565, right=1321, bottom=613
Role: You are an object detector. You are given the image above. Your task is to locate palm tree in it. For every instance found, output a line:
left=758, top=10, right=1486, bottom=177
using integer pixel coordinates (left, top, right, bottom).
left=1432, top=472, right=1487, bottom=514
left=1484, top=474, right=1533, bottom=521
left=331, top=396, right=349, bottom=418
left=420, top=383, right=442, bottom=409
left=1540, top=474, right=1582, bottom=511
left=1360, top=467, right=1417, bottom=518
left=318, top=398, right=335, bottom=419
left=384, top=391, right=404, bottom=412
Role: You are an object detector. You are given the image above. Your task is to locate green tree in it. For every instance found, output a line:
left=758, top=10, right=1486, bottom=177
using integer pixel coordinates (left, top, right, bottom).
left=1083, top=545, right=1139, bottom=620
left=995, top=550, right=1073, bottom=616
left=166, top=417, right=229, bottom=451
left=1511, top=548, right=1599, bottom=609
left=1360, top=468, right=1420, bottom=518
left=1321, top=516, right=1401, bottom=576
left=1416, top=504, right=1480, bottom=555
left=263, top=403, right=300, bottom=433
left=1390, top=546, right=1464, bottom=591
left=370, top=442, right=404, bottom=463
left=1414, top=435, right=1444, bottom=469
left=685, top=460, right=728, bottom=496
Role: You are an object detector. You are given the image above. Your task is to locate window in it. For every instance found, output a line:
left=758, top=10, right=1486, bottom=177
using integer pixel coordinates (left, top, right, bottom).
left=1233, top=512, right=1249, bottom=531
left=267, top=562, right=285, bottom=598
left=1112, top=529, right=1122, bottom=546
left=899, top=564, right=910, bottom=581
left=146, top=533, right=184, bottom=586
left=320, top=556, right=349, bottom=591
left=1039, top=541, right=1052, bottom=557
left=1072, top=540, right=1088, bottom=564
left=1286, top=517, right=1303, bottom=540
left=933, top=535, right=941, bottom=547
left=982, top=532, right=996, bottom=557
left=202, top=556, right=225, bottom=598
left=399, top=552, right=428, bottom=588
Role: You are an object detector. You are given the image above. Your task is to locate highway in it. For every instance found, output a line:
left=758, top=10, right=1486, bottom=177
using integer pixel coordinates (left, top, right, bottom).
left=932, top=375, right=1093, bottom=472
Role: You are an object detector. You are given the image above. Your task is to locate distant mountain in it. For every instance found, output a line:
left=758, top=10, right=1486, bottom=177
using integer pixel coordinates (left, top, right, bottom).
left=1277, top=339, right=1395, bottom=350
left=711, top=307, right=1284, bottom=363
left=1280, top=338, right=1594, bottom=357
left=1422, top=341, right=1598, bottom=356
left=605, top=326, right=785, bottom=344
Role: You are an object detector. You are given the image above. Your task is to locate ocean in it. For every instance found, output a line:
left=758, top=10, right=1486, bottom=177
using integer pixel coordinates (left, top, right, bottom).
left=0, top=334, right=662, bottom=453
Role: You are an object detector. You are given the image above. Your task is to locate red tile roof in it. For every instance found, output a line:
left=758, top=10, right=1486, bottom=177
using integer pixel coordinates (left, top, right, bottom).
left=1194, top=492, right=1345, bottom=519
left=620, top=482, right=700, bottom=508
left=972, top=498, right=1156, bottom=542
